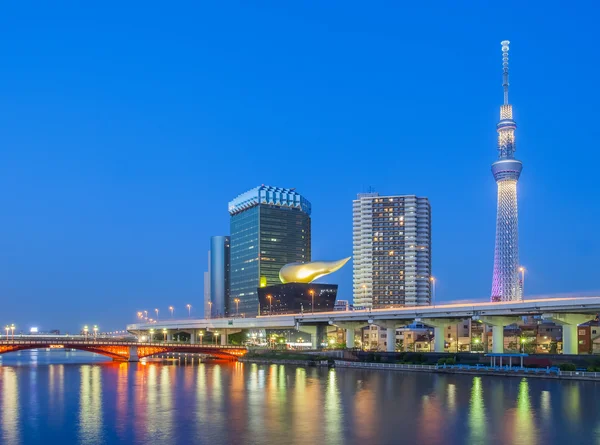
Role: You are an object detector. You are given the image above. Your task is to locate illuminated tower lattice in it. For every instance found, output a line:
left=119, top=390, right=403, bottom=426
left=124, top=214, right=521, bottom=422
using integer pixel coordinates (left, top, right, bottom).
left=491, top=40, right=522, bottom=302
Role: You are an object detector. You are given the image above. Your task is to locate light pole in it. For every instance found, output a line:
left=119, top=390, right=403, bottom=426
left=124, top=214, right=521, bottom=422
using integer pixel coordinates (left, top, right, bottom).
left=84, top=325, right=89, bottom=340
left=199, top=331, right=204, bottom=345
left=309, top=289, right=315, bottom=314
left=162, top=328, right=168, bottom=343
left=521, top=337, right=526, bottom=354
left=208, top=302, right=212, bottom=319
left=169, top=306, right=174, bottom=318
left=149, top=328, right=154, bottom=343
left=430, top=276, right=436, bottom=305
left=144, top=310, right=148, bottom=320
left=137, top=311, right=143, bottom=320
left=214, top=331, right=219, bottom=345
left=186, top=304, right=192, bottom=318
left=234, top=298, right=240, bottom=316
left=266, top=295, right=272, bottom=316
left=93, top=325, right=98, bottom=340
left=519, top=267, right=525, bottom=298
left=4, top=326, right=9, bottom=339
left=155, top=308, right=159, bottom=321
left=11, top=324, right=15, bottom=340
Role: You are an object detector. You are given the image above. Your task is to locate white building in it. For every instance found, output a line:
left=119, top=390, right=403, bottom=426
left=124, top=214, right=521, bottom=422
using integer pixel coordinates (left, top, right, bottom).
left=353, top=193, right=431, bottom=308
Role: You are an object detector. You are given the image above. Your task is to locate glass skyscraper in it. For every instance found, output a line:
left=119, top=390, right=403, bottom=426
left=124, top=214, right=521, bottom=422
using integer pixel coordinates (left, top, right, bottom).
left=229, top=186, right=311, bottom=316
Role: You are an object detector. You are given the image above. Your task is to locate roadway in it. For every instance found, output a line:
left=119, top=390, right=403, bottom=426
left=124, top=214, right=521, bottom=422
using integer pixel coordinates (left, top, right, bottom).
left=127, top=296, right=600, bottom=355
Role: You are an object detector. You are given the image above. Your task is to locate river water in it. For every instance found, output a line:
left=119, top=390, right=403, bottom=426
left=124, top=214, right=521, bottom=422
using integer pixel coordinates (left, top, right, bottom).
left=0, top=350, right=599, bottom=444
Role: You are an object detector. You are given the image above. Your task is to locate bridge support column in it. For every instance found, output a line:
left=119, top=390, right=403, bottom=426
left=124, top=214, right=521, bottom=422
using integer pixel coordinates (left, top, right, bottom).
left=421, top=318, right=461, bottom=353
left=375, top=321, right=398, bottom=352
left=128, top=346, right=139, bottom=362
left=166, top=332, right=173, bottom=342
left=221, top=329, right=227, bottom=346
left=297, top=324, right=328, bottom=350
left=542, top=313, right=596, bottom=355
left=476, top=316, right=521, bottom=354
left=334, top=322, right=367, bottom=349
left=190, top=330, right=197, bottom=344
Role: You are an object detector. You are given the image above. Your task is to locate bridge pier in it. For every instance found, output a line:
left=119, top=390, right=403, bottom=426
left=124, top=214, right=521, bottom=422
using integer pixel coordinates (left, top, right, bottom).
left=334, top=322, right=368, bottom=348
left=542, top=313, right=596, bottom=355
left=476, top=316, right=521, bottom=353
left=421, top=318, right=461, bottom=353
left=297, top=324, right=328, bottom=349
left=374, top=321, right=399, bottom=352
left=128, top=345, right=139, bottom=362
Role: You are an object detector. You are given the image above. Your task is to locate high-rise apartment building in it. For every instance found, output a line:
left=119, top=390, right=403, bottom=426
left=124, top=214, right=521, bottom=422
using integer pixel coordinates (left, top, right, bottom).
left=209, top=236, right=230, bottom=317
left=353, top=193, right=431, bottom=308
left=491, top=40, right=523, bottom=302
left=229, top=186, right=311, bottom=316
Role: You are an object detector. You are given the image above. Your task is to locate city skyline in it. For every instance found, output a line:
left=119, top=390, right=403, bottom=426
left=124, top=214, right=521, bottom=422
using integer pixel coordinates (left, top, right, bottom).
left=1, top=3, right=599, bottom=331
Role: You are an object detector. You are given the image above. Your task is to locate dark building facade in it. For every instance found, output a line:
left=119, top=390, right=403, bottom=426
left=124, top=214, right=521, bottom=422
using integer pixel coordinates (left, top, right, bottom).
left=257, top=283, right=337, bottom=316
left=229, top=186, right=311, bottom=316
left=209, top=236, right=230, bottom=317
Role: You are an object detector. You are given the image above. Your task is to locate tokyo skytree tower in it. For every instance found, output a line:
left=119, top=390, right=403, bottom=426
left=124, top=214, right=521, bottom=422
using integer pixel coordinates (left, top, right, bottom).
left=491, top=40, right=522, bottom=302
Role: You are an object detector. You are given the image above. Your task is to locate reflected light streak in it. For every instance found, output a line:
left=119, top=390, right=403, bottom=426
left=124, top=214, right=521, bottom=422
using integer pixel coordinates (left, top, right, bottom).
left=514, top=379, right=536, bottom=444
left=468, top=377, right=487, bottom=444
left=78, top=365, right=103, bottom=444
left=1, top=367, right=20, bottom=445
left=324, top=370, right=341, bottom=441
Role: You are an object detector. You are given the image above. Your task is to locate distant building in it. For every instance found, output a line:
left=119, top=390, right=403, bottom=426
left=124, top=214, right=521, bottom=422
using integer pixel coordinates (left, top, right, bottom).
left=203, top=251, right=211, bottom=318
left=229, top=186, right=311, bottom=316
left=353, top=193, right=431, bottom=308
left=334, top=300, right=351, bottom=311
left=257, top=283, right=337, bottom=316
left=209, top=236, right=230, bottom=317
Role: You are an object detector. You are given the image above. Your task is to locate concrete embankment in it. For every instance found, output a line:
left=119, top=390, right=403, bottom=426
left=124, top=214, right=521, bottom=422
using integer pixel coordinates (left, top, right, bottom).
left=333, top=360, right=600, bottom=382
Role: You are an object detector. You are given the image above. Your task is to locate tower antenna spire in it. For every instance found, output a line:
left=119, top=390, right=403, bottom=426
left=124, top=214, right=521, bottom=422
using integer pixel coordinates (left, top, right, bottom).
left=501, top=40, right=510, bottom=105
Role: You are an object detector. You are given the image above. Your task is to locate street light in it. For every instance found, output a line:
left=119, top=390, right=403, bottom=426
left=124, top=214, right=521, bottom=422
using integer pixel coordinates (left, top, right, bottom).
left=137, top=311, right=143, bottom=319
left=169, top=306, right=174, bottom=318
left=4, top=326, right=9, bottom=339
left=155, top=308, right=159, bottom=321
left=309, top=289, right=315, bottom=314
left=430, top=276, right=436, bottom=305
left=144, top=310, right=148, bottom=320
left=93, top=325, right=98, bottom=339
left=11, top=324, right=15, bottom=340
left=186, top=304, right=192, bottom=318
left=84, top=325, right=89, bottom=340
left=234, top=298, right=240, bottom=316
left=266, top=294, right=272, bottom=316
left=521, top=337, right=526, bottom=353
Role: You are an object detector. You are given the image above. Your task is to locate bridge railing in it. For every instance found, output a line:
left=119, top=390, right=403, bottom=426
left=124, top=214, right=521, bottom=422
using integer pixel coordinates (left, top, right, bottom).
left=0, top=339, right=246, bottom=349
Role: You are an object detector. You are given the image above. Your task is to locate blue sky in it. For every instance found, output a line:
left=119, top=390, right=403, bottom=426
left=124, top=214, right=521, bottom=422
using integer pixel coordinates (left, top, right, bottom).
left=0, top=1, right=599, bottom=332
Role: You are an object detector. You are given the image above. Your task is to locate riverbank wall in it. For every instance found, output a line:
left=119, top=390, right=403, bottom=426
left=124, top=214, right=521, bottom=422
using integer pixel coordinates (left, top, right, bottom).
left=333, top=360, right=600, bottom=382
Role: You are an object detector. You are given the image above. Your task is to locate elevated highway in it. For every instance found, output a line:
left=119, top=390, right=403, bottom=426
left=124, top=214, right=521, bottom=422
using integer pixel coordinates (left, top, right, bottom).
left=127, top=297, right=600, bottom=355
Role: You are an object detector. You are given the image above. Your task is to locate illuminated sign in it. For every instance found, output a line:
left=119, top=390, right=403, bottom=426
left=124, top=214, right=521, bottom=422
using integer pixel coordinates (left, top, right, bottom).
left=49, top=345, right=64, bottom=349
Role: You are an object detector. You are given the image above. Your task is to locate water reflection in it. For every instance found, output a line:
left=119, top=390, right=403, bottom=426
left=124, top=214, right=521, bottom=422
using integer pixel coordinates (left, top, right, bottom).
left=468, top=377, right=487, bottom=444
left=514, top=379, right=536, bottom=445
left=0, top=351, right=599, bottom=444
left=1, top=367, right=20, bottom=445
left=78, top=365, right=103, bottom=443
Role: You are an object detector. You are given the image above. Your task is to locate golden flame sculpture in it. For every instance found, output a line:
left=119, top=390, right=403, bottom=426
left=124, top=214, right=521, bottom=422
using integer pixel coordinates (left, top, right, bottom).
left=279, top=257, right=351, bottom=284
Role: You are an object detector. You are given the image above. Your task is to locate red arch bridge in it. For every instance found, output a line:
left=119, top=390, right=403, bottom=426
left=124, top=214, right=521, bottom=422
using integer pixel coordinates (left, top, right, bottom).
left=0, top=338, right=247, bottom=362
